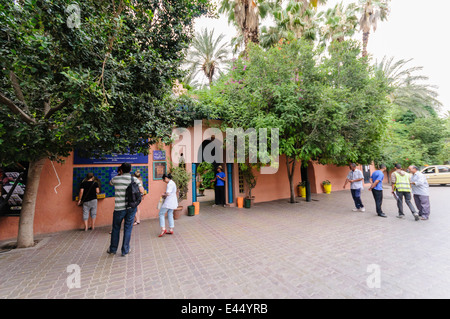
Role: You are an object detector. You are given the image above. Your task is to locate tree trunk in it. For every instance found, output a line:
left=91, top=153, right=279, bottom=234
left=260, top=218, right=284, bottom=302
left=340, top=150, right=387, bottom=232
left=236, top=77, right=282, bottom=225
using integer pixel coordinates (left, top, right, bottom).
left=301, top=163, right=311, bottom=202
left=16, top=158, right=46, bottom=248
left=362, top=31, right=370, bottom=57
left=286, top=156, right=296, bottom=203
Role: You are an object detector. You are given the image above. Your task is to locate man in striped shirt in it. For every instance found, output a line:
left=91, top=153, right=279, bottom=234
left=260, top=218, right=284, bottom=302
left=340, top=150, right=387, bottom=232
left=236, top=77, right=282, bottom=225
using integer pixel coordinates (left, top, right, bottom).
left=107, top=162, right=144, bottom=256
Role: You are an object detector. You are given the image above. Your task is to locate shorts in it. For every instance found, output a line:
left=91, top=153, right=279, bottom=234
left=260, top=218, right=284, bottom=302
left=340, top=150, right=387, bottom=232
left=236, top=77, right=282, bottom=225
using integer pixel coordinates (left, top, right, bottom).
left=82, top=199, right=98, bottom=220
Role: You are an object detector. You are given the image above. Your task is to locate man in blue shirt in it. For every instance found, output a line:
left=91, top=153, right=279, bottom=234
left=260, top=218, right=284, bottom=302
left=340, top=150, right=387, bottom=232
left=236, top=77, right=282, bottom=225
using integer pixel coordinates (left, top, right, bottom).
left=368, top=164, right=387, bottom=218
left=213, top=165, right=226, bottom=207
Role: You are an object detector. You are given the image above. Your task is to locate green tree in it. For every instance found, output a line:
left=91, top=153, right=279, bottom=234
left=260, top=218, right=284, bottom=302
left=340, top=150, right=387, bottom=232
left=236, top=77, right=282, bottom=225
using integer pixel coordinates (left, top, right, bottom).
left=219, top=0, right=272, bottom=50
left=377, top=112, right=449, bottom=170
left=374, top=56, right=442, bottom=116
left=317, top=1, right=358, bottom=46
left=184, top=28, right=231, bottom=87
left=0, top=0, right=213, bottom=247
left=357, top=0, right=390, bottom=57
left=200, top=39, right=390, bottom=203
left=260, top=0, right=327, bottom=48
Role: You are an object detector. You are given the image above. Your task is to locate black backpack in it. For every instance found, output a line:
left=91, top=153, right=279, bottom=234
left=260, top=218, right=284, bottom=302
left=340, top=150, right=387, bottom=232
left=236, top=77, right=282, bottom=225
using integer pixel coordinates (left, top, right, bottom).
left=125, top=174, right=142, bottom=209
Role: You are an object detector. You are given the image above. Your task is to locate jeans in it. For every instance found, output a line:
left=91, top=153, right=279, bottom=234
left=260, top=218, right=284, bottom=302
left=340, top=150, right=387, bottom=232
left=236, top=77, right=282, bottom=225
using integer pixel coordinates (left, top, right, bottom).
left=395, top=191, right=417, bottom=216
left=109, top=207, right=137, bottom=255
left=413, top=194, right=431, bottom=219
left=351, top=188, right=364, bottom=209
left=159, top=207, right=174, bottom=229
left=371, top=189, right=383, bottom=215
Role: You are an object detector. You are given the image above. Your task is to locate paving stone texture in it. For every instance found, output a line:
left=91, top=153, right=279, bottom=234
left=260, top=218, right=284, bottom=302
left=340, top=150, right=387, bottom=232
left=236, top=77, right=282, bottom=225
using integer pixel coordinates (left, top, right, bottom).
left=1, top=186, right=449, bottom=299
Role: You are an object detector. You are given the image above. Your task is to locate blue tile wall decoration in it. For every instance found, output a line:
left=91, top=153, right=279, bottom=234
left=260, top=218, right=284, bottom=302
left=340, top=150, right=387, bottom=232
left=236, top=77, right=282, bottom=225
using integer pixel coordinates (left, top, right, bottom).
left=73, top=166, right=149, bottom=200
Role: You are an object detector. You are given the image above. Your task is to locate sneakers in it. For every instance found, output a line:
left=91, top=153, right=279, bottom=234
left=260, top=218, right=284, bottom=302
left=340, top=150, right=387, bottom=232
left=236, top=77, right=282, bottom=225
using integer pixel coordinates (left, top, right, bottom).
left=413, top=213, right=420, bottom=221
left=352, top=207, right=365, bottom=212
left=396, top=214, right=405, bottom=219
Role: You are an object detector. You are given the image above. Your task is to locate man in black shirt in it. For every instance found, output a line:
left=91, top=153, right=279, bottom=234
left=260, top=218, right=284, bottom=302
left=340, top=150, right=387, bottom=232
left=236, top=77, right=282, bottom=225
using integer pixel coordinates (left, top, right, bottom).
left=78, top=173, right=100, bottom=231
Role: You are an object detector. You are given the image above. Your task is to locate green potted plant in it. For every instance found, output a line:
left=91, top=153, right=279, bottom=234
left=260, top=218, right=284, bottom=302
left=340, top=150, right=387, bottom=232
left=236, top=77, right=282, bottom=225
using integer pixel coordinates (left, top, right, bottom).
left=170, top=166, right=191, bottom=219
left=240, top=163, right=257, bottom=208
left=322, top=180, right=332, bottom=194
left=198, top=184, right=205, bottom=196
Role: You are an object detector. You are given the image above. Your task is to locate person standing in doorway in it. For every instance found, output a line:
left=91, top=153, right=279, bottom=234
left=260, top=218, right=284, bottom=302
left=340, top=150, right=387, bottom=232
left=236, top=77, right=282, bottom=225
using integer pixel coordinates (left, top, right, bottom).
left=107, top=162, right=144, bottom=256
left=368, top=164, right=387, bottom=218
left=409, top=165, right=431, bottom=220
left=212, top=165, right=226, bottom=207
left=78, top=173, right=100, bottom=231
left=158, top=173, right=178, bottom=237
left=343, top=163, right=365, bottom=212
left=391, top=163, right=420, bottom=221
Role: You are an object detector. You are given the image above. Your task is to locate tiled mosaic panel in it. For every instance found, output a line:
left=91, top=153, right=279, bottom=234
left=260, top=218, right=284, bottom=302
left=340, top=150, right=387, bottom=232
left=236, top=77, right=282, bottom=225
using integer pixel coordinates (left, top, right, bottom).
left=72, top=166, right=148, bottom=200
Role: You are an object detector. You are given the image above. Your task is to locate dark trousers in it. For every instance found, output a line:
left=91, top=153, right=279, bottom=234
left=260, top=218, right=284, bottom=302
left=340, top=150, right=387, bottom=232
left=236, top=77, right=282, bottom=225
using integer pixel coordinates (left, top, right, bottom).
left=215, top=185, right=226, bottom=205
left=351, top=188, right=364, bottom=209
left=371, top=189, right=383, bottom=215
left=395, top=191, right=417, bottom=216
left=109, top=207, right=137, bottom=255
left=413, top=194, right=431, bottom=219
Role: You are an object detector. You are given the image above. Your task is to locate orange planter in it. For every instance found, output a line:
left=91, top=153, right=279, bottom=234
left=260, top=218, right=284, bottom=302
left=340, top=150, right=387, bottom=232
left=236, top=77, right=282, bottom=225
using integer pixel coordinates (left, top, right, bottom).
left=237, top=197, right=244, bottom=208
left=193, top=201, right=200, bottom=215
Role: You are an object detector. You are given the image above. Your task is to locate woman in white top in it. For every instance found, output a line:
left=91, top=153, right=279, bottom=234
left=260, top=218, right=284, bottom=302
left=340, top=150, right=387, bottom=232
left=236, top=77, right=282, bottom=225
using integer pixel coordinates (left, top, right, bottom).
left=158, top=173, right=178, bottom=237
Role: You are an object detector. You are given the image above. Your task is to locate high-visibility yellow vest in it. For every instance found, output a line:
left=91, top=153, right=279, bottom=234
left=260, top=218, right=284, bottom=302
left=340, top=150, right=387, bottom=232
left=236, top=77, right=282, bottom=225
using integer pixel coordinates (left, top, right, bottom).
left=394, top=172, right=411, bottom=192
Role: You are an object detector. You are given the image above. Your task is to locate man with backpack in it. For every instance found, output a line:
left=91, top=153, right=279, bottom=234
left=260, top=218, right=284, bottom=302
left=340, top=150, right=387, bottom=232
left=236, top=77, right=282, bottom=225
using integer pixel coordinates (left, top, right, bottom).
left=107, top=162, right=145, bottom=256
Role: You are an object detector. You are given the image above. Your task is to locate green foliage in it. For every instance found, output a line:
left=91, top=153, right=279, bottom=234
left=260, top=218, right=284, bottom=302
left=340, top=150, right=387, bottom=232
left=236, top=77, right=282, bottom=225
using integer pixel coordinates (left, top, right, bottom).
left=201, top=39, right=390, bottom=165
left=377, top=113, right=450, bottom=169
left=0, top=0, right=214, bottom=166
left=239, top=163, right=257, bottom=197
left=170, top=166, right=191, bottom=201
left=202, top=170, right=215, bottom=189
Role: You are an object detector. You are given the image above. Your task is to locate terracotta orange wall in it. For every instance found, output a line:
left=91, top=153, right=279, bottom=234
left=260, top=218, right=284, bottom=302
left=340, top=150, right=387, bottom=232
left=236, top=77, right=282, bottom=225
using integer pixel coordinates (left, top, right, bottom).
left=0, top=144, right=184, bottom=241
left=311, top=162, right=378, bottom=194
left=249, top=155, right=302, bottom=203
left=246, top=161, right=378, bottom=204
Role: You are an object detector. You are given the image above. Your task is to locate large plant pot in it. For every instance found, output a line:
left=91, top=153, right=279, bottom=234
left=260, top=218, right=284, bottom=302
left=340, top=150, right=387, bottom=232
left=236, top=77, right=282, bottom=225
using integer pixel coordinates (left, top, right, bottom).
left=298, top=186, right=306, bottom=198
left=237, top=197, right=244, bottom=208
left=193, top=201, right=200, bottom=215
left=323, top=184, right=332, bottom=194
left=173, top=206, right=183, bottom=220
left=244, top=198, right=251, bottom=209
left=188, top=205, right=195, bottom=216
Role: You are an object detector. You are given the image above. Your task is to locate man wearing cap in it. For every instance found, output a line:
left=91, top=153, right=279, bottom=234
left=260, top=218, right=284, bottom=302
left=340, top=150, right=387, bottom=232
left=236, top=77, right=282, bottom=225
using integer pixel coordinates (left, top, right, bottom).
left=212, top=165, right=226, bottom=207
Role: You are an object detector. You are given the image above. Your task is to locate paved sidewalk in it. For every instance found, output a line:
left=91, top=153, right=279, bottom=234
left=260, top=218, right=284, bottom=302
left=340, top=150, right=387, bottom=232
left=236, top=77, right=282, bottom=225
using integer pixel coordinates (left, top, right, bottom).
left=1, top=187, right=450, bottom=299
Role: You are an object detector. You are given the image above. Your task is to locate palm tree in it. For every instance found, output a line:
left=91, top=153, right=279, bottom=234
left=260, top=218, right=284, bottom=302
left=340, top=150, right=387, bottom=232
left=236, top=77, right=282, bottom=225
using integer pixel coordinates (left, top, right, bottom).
left=184, top=28, right=231, bottom=87
left=219, top=0, right=271, bottom=51
left=357, top=0, right=390, bottom=57
left=260, top=0, right=326, bottom=48
left=317, top=1, right=358, bottom=47
left=375, top=56, right=442, bottom=116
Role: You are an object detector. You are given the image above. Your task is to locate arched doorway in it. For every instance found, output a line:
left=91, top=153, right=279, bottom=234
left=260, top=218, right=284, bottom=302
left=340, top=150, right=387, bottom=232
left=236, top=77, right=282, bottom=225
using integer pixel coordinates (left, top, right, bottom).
left=192, top=137, right=233, bottom=205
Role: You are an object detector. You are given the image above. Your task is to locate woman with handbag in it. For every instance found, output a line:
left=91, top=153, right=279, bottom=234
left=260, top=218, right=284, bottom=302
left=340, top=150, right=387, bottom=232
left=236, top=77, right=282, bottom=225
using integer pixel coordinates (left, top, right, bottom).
left=78, top=173, right=100, bottom=231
